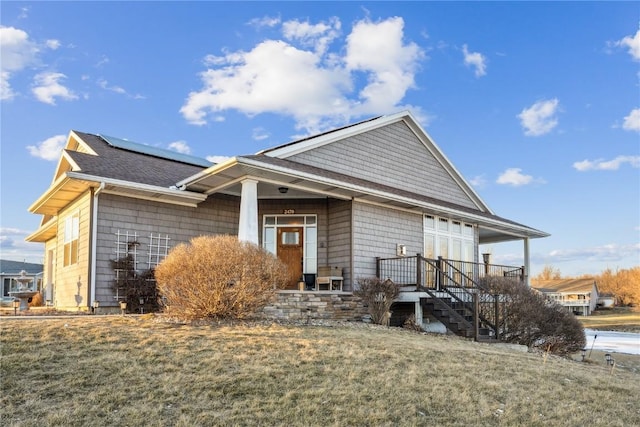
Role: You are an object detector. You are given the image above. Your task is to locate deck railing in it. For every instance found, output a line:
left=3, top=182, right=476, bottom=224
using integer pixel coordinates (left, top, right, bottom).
left=376, top=254, right=524, bottom=340
left=376, top=254, right=524, bottom=290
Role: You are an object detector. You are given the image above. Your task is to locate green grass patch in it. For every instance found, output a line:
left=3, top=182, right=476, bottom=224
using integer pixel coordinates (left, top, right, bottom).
left=1, top=317, right=639, bottom=426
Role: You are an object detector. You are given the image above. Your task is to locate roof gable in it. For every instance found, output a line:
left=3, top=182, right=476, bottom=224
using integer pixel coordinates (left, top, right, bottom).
left=261, top=111, right=489, bottom=212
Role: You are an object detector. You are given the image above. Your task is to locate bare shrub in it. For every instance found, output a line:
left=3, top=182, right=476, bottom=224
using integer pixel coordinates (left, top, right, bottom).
left=480, top=276, right=586, bottom=355
left=155, top=235, right=288, bottom=320
left=28, top=292, right=44, bottom=307
left=353, top=277, right=400, bottom=325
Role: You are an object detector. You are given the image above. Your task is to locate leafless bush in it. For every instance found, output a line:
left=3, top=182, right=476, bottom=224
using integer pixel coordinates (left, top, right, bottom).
left=480, top=276, right=585, bottom=355
left=353, top=277, right=400, bottom=325
left=403, top=314, right=423, bottom=332
left=155, top=235, right=288, bottom=320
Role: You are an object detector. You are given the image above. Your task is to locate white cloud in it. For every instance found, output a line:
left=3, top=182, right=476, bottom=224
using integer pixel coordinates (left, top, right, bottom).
left=96, top=78, right=144, bottom=99
left=206, top=155, right=232, bottom=164
left=282, top=17, right=340, bottom=54
left=181, top=16, right=425, bottom=134
left=247, top=15, right=281, bottom=29
left=517, top=98, right=560, bottom=136
left=547, top=243, right=640, bottom=263
left=622, top=108, right=640, bottom=132
left=0, top=26, right=40, bottom=100
left=252, top=127, right=270, bottom=141
left=496, top=168, right=535, bottom=187
left=469, top=174, right=487, bottom=188
left=26, top=134, right=66, bottom=161
left=1, top=71, right=14, bottom=101
left=32, top=72, right=77, bottom=104
left=46, top=39, right=61, bottom=50
left=573, top=155, right=640, bottom=171
left=614, top=29, right=640, bottom=61
left=462, top=44, right=487, bottom=77
left=168, top=140, right=191, bottom=154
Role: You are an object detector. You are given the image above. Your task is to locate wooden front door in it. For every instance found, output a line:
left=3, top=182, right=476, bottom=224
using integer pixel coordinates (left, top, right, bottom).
left=277, top=227, right=304, bottom=290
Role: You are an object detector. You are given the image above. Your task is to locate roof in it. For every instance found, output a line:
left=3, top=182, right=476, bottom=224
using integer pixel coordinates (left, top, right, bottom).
left=0, top=260, right=43, bottom=275
left=70, top=132, right=208, bottom=187
left=531, top=278, right=598, bottom=294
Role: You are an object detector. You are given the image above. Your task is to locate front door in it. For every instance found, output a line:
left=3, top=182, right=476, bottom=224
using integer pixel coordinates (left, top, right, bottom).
left=277, top=227, right=304, bottom=289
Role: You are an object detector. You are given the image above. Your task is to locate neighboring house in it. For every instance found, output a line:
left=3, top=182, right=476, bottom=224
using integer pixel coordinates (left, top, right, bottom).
left=0, top=259, right=43, bottom=297
left=26, top=111, right=548, bottom=336
left=531, top=278, right=599, bottom=316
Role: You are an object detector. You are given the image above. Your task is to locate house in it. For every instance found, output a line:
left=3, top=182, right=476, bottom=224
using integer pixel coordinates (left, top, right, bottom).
left=0, top=259, right=43, bottom=298
left=26, top=111, right=548, bottom=336
left=531, top=278, right=599, bottom=316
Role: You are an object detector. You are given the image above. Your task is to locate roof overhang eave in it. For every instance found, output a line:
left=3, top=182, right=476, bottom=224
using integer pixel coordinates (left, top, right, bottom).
left=184, top=157, right=549, bottom=241
left=25, top=216, right=57, bottom=243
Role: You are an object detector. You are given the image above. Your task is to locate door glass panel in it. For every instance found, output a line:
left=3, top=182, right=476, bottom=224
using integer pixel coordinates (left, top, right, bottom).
left=263, top=228, right=275, bottom=254
left=424, top=233, right=435, bottom=259
left=281, top=231, right=300, bottom=245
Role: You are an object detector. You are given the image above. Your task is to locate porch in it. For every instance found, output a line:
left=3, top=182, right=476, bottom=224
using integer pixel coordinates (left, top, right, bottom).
left=377, top=254, right=525, bottom=341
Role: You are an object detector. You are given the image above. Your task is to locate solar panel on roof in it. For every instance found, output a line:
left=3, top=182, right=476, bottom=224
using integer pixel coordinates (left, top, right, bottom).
left=100, top=134, right=212, bottom=168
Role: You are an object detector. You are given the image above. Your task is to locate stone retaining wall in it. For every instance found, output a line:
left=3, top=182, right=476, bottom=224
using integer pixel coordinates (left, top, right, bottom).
left=261, top=291, right=368, bottom=321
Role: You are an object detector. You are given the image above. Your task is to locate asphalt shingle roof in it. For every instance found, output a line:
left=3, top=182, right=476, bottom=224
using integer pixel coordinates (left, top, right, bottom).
left=69, top=132, right=206, bottom=187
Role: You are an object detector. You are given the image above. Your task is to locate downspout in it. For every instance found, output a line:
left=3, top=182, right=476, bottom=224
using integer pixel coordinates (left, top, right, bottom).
left=89, top=183, right=105, bottom=307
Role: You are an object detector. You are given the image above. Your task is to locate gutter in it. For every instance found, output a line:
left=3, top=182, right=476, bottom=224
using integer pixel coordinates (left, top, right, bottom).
left=89, top=182, right=105, bottom=308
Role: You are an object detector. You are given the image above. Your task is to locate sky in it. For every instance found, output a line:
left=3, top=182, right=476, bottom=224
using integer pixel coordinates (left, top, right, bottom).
left=1, top=1, right=638, bottom=278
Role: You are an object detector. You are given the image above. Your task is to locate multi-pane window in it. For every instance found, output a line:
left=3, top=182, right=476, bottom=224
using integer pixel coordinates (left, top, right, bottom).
left=424, top=215, right=474, bottom=262
left=63, top=212, right=79, bottom=266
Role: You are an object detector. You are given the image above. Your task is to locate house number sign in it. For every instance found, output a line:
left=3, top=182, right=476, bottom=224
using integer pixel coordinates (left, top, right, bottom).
left=283, top=209, right=295, bottom=214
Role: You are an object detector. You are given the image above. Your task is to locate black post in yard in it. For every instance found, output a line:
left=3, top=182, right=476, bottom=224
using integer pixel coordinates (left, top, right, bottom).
left=494, top=295, right=500, bottom=341
left=416, top=254, right=422, bottom=291
left=375, top=257, right=380, bottom=279
left=588, top=334, right=598, bottom=359
left=473, top=293, right=479, bottom=342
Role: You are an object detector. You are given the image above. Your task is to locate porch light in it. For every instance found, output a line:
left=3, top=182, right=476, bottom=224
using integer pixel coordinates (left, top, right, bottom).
left=278, top=186, right=288, bottom=194
left=119, top=300, right=127, bottom=316
left=605, top=353, right=612, bottom=365
left=482, top=253, right=491, bottom=264
left=92, top=300, right=100, bottom=314
left=12, top=299, right=19, bottom=315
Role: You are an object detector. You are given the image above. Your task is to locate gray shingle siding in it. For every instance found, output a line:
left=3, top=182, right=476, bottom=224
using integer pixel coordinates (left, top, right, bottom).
left=287, top=122, right=478, bottom=210
left=94, top=193, right=239, bottom=305
left=327, top=199, right=352, bottom=290
left=352, top=202, right=423, bottom=284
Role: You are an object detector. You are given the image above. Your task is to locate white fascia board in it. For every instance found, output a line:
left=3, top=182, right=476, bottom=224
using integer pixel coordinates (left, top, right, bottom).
left=238, top=157, right=547, bottom=239
left=25, top=216, right=57, bottom=242
left=68, top=130, right=98, bottom=155
left=28, top=173, right=73, bottom=213
left=175, top=157, right=239, bottom=188
left=261, top=111, right=412, bottom=158
left=65, top=172, right=207, bottom=203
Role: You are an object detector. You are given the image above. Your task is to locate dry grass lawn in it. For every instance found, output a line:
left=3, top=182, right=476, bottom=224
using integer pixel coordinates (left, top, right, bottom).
left=1, top=316, right=639, bottom=426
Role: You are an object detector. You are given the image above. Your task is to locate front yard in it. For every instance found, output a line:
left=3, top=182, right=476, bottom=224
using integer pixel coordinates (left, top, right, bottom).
left=1, top=316, right=639, bottom=426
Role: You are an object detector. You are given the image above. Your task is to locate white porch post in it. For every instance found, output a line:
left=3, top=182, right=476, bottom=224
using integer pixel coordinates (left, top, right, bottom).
left=238, top=179, right=259, bottom=245
left=414, top=301, right=424, bottom=328
left=523, top=237, right=530, bottom=286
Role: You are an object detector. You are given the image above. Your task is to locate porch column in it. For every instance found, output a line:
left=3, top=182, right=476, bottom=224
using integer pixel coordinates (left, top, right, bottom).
left=523, top=237, right=530, bottom=286
left=238, top=179, right=259, bottom=245
left=414, top=301, right=424, bottom=329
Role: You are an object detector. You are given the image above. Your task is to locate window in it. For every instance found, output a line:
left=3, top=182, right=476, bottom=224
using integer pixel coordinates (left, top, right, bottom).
left=63, top=213, right=79, bottom=266
left=424, top=215, right=474, bottom=262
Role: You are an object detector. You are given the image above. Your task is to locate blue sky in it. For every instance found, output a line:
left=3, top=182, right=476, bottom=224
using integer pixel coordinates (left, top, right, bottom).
left=1, top=1, right=638, bottom=277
